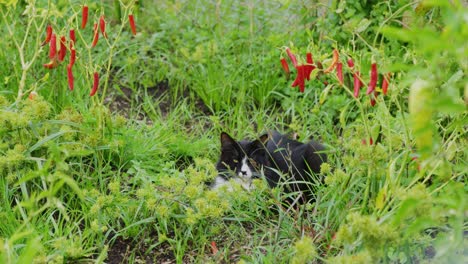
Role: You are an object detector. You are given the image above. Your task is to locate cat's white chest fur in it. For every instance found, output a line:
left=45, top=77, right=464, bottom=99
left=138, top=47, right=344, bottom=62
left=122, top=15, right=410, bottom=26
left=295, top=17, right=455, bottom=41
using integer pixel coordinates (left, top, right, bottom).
left=212, top=176, right=253, bottom=192
left=212, top=157, right=255, bottom=191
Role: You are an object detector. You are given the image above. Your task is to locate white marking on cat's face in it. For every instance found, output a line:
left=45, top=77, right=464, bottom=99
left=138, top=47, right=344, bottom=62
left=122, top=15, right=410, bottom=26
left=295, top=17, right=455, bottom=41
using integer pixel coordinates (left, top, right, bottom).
left=239, top=157, right=253, bottom=179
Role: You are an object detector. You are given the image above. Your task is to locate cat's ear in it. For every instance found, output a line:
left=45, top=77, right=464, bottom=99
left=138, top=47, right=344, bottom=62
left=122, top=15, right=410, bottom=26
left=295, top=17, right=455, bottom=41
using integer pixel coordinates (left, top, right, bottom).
left=251, top=133, right=268, bottom=149
left=220, top=132, right=237, bottom=150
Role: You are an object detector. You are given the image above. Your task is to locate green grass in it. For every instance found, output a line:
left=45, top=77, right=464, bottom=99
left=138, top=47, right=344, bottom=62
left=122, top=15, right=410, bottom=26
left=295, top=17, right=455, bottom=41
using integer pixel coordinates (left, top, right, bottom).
left=0, top=0, right=467, bottom=263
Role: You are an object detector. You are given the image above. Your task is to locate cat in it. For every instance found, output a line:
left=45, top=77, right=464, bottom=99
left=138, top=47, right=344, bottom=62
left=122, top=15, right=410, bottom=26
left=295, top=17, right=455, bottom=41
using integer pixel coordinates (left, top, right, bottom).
left=212, top=131, right=327, bottom=203
left=212, top=132, right=269, bottom=191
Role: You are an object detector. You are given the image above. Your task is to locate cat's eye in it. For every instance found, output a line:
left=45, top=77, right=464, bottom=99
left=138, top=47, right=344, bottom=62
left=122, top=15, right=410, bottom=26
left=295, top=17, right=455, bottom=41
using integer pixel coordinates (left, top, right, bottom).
left=233, top=159, right=238, bottom=163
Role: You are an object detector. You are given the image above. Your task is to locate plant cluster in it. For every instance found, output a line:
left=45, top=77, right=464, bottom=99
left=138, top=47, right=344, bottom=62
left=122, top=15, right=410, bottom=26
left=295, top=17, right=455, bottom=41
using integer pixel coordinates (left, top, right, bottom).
left=0, top=0, right=466, bottom=263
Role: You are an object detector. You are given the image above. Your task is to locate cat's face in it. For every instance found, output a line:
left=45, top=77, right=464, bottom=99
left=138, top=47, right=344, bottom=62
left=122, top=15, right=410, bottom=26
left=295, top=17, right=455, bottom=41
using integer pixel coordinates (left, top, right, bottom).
left=216, top=132, right=269, bottom=183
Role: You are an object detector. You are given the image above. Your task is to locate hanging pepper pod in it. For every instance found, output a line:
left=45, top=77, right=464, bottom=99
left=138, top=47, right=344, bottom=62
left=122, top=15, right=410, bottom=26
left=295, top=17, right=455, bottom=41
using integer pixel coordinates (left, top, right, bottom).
left=366, top=63, right=378, bottom=95
left=336, top=62, right=343, bottom=85
left=304, top=52, right=315, bottom=80
left=291, top=65, right=305, bottom=93
left=90, top=72, right=99, bottom=96
left=382, top=73, right=391, bottom=95
left=58, top=36, right=67, bottom=62
left=285, top=47, right=297, bottom=67
left=280, top=57, right=290, bottom=78
left=41, top=25, right=53, bottom=46
left=49, top=33, right=57, bottom=59
left=353, top=71, right=361, bottom=98
left=67, top=64, right=74, bottom=91
left=129, top=14, right=137, bottom=35
left=81, top=5, right=89, bottom=29
left=347, top=58, right=354, bottom=68
left=324, top=49, right=339, bottom=73
left=91, top=23, right=99, bottom=47
left=69, top=43, right=76, bottom=68
left=99, top=15, right=108, bottom=38
left=69, top=29, right=76, bottom=44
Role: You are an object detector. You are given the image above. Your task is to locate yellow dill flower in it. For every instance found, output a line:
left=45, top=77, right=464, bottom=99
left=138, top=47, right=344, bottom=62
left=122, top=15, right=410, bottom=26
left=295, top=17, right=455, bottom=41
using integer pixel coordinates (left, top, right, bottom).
left=49, top=255, right=64, bottom=264
left=108, top=181, right=120, bottom=194
left=204, top=190, right=220, bottom=202
left=291, top=236, right=316, bottom=264
left=220, top=200, right=230, bottom=211
left=136, top=188, right=149, bottom=199
left=6, top=172, right=16, bottom=183
left=189, top=171, right=206, bottom=185
left=184, top=185, right=202, bottom=200
left=65, top=241, right=84, bottom=259
left=91, top=219, right=100, bottom=232
left=160, top=175, right=186, bottom=193
left=113, top=114, right=127, bottom=128
left=320, top=162, right=331, bottom=174
left=185, top=207, right=198, bottom=225
left=325, top=169, right=348, bottom=186
left=57, top=108, right=83, bottom=124
left=21, top=96, right=51, bottom=121
left=327, top=249, right=372, bottom=264
left=146, top=198, right=157, bottom=210
left=89, top=203, right=101, bottom=215
left=209, top=206, right=224, bottom=218
left=194, top=198, right=208, bottom=214
left=32, top=255, right=48, bottom=264
left=156, top=204, right=170, bottom=218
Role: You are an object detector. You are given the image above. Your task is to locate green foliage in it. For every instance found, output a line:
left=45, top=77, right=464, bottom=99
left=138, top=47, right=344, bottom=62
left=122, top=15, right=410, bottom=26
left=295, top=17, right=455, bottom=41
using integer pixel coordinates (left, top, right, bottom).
left=0, top=0, right=466, bottom=263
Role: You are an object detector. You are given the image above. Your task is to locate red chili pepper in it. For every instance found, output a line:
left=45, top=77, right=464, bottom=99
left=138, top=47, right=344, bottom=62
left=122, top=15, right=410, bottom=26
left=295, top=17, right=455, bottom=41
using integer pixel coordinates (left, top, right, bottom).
left=49, top=33, right=57, bottom=59
left=280, top=57, right=290, bottom=77
left=28, top=91, right=38, bottom=100
left=336, top=62, right=343, bottom=85
left=210, top=241, right=219, bottom=255
left=91, top=23, right=99, bottom=47
left=69, top=29, right=76, bottom=44
left=304, top=52, right=315, bottom=81
left=81, top=5, right=88, bottom=29
left=324, top=49, right=339, bottom=73
left=43, top=58, right=59, bottom=69
left=306, top=52, right=314, bottom=64
left=90, top=72, right=99, bottom=96
left=58, top=36, right=67, bottom=62
left=366, top=63, right=378, bottom=95
left=285, top=47, right=297, bottom=67
left=347, top=58, right=354, bottom=68
left=382, top=73, right=390, bottom=95
left=99, top=15, right=107, bottom=38
left=361, top=137, right=373, bottom=145
left=129, top=14, right=137, bottom=35
left=41, top=25, right=53, bottom=46
left=69, top=44, right=76, bottom=68
left=291, top=65, right=305, bottom=93
left=67, top=64, right=74, bottom=91
left=353, top=71, right=361, bottom=98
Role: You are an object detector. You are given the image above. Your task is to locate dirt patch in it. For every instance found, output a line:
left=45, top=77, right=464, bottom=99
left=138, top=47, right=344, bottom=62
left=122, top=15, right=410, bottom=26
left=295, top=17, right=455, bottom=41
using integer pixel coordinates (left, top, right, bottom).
left=104, top=80, right=211, bottom=125
left=106, top=236, right=175, bottom=264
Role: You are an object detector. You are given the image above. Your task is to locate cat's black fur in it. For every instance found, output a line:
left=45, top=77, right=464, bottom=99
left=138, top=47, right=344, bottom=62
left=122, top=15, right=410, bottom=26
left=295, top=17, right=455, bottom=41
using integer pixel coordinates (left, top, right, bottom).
left=214, top=131, right=327, bottom=203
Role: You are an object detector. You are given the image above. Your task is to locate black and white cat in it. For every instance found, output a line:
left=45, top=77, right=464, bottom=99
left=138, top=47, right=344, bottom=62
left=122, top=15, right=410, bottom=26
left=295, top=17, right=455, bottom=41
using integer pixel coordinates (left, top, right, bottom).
left=213, top=131, right=327, bottom=202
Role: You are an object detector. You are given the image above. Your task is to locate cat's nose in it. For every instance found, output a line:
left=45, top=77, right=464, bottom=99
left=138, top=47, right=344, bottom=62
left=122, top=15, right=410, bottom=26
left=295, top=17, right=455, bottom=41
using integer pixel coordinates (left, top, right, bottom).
left=240, top=171, right=247, bottom=176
